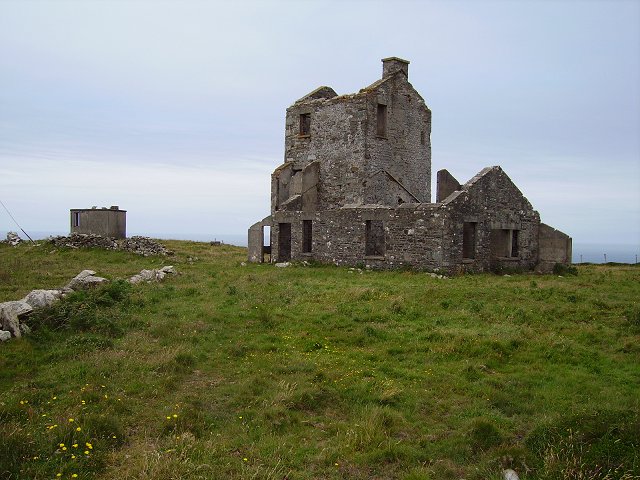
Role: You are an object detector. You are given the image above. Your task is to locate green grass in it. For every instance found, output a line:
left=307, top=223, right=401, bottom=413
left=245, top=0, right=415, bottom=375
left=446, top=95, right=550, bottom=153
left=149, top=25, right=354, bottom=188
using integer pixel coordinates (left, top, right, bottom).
left=1, top=240, right=639, bottom=479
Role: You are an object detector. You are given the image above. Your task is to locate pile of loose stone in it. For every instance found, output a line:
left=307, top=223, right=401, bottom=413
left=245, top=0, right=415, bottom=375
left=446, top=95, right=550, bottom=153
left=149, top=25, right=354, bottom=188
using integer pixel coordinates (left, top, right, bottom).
left=119, top=236, right=173, bottom=256
left=47, top=234, right=173, bottom=256
left=2, top=231, right=23, bottom=246
left=0, top=266, right=176, bottom=343
left=49, top=233, right=117, bottom=250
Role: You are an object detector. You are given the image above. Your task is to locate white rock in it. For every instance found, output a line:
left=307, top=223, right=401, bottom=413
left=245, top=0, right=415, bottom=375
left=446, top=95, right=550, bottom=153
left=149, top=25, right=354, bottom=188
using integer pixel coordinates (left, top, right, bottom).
left=139, top=269, right=157, bottom=281
left=21, top=289, right=62, bottom=309
left=81, top=275, right=108, bottom=287
left=160, top=265, right=176, bottom=274
left=65, top=270, right=107, bottom=290
left=503, top=469, right=520, bottom=480
left=5, top=231, right=22, bottom=246
left=128, top=270, right=153, bottom=284
left=0, top=303, right=29, bottom=338
left=275, top=262, right=291, bottom=268
left=128, top=268, right=168, bottom=284
left=75, top=269, right=96, bottom=278
left=0, top=330, right=11, bottom=342
left=0, top=300, right=33, bottom=317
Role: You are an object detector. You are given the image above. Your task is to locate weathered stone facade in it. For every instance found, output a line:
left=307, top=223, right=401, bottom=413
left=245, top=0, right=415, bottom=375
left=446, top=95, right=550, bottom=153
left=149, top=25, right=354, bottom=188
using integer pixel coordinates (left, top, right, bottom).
left=249, top=58, right=571, bottom=273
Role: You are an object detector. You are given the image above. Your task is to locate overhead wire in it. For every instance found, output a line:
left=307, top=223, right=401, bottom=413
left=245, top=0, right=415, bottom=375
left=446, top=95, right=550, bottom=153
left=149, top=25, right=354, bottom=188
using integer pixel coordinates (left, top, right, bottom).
left=0, top=198, right=35, bottom=243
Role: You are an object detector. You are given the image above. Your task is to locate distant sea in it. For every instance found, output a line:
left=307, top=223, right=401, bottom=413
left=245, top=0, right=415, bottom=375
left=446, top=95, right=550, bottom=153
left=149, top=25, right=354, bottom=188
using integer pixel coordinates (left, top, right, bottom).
left=571, top=242, right=639, bottom=264
left=3, top=230, right=638, bottom=265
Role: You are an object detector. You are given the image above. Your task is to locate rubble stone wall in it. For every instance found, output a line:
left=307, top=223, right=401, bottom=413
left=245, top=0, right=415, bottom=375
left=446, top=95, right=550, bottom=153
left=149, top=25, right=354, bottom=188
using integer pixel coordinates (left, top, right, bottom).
left=279, top=70, right=431, bottom=212
left=250, top=57, right=572, bottom=272
left=270, top=167, right=542, bottom=274
left=438, top=167, right=541, bottom=273
left=49, top=234, right=172, bottom=256
left=272, top=206, right=445, bottom=272
left=363, top=75, right=431, bottom=205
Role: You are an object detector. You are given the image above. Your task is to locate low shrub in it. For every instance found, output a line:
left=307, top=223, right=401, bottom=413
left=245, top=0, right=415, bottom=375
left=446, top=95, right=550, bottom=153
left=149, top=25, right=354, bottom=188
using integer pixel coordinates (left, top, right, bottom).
left=28, top=281, right=132, bottom=337
left=553, top=263, right=578, bottom=276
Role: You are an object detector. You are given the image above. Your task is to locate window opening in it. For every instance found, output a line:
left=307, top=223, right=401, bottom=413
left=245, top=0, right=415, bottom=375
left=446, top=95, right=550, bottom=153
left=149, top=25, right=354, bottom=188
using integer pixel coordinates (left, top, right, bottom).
left=365, top=220, right=385, bottom=256
left=299, top=113, right=311, bottom=136
left=511, top=230, right=519, bottom=257
left=490, top=229, right=519, bottom=258
left=72, top=212, right=80, bottom=227
left=302, top=220, right=312, bottom=253
left=262, top=225, right=271, bottom=262
left=462, top=222, right=476, bottom=259
left=376, top=104, right=387, bottom=137
left=278, top=223, right=292, bottom=261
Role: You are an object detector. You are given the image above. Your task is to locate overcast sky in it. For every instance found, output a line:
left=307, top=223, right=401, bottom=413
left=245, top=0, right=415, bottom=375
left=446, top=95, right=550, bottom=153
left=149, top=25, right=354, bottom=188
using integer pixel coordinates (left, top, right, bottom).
left=1, top=0, right=638, bottom=254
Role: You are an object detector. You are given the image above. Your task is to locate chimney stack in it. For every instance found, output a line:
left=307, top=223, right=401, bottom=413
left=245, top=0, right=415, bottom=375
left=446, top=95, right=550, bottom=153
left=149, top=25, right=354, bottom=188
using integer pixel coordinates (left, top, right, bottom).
left=382, top=57, right=410, bottom=79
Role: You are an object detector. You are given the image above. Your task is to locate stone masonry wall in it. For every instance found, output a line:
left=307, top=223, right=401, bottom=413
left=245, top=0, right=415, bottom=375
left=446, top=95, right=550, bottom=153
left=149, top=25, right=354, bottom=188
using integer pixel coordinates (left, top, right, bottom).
left=250, top=58, right=569, bottom=272
left=362, top=76, right=431, bottom=205
left=439, top=167, right=540, bottom=273
left=270, top=167, right=541, bottom=274
left=279, top=70, right=431, bottom=212
left=271, top=205, right=445, bottom=272
left=284, top=95, right=369, bottom=210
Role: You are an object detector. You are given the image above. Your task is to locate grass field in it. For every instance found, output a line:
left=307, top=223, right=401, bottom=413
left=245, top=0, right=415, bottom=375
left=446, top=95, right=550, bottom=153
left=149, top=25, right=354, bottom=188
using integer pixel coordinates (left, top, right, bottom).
left=1, top=240, right=639, bottom=479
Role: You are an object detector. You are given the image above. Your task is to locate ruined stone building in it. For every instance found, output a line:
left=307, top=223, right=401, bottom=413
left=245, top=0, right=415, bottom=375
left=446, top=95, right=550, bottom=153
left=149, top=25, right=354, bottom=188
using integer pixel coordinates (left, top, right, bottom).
left=70, top=206, right=126, bottom=239
left=248, top=58, right=571, bottom=273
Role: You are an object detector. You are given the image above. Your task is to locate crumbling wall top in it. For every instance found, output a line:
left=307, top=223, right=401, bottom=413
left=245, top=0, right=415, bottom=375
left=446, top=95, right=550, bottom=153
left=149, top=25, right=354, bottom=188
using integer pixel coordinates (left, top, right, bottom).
left=294, top=86, right=338, bottom=104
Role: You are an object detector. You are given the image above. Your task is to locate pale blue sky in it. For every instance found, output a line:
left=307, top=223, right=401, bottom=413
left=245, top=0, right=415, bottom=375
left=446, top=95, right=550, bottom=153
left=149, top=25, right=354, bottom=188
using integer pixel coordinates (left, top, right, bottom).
left=1, top=0, right=639, bottom=255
